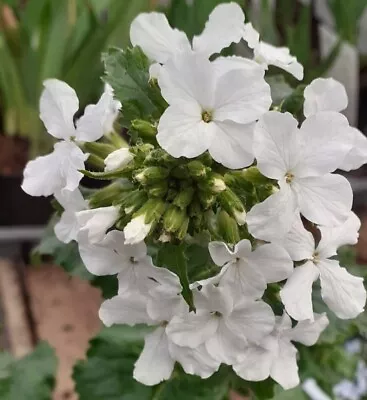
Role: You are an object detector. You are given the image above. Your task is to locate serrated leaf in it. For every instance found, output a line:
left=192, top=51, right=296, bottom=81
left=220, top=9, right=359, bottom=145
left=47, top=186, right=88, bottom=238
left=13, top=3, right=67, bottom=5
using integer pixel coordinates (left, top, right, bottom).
left=103, top=46, right=167, bottom=125
left=0, top=342, right=57, bottom=400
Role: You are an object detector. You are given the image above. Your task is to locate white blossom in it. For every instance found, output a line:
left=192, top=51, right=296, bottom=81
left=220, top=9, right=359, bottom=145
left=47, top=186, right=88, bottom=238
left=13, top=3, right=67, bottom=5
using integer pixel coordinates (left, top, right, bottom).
left=104, top=148, right=134, bottom=172
left=130, top=3, right=246, bottom=64
left=279, top=214, right=366, bottom=320
left=234, top=313, right=329, bottom=389
left=166, top=284, right=275, bottom=365
left=247, top=111, right=353, bottom=241
left=54, top=189, right=88, bottom=243
left=124, top=214, right=152, bottom=245
left=76, top=206, right=119, bottom=244
left=157, top=52, right=271, bottom=168
left=204, top=240, right=293, bottom=300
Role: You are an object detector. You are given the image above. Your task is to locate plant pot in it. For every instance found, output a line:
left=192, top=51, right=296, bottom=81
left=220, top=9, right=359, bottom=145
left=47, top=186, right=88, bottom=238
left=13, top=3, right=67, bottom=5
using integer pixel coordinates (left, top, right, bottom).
left=0, top=174, right=53, bottom=226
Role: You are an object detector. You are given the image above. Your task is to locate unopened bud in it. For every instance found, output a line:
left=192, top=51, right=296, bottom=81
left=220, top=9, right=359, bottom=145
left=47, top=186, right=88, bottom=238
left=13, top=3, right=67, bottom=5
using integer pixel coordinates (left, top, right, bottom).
left=144, top=149, right=177, bottom=167
left=104, top=148, right=134, bottom=172
left=147, top=181, right=168, bottom=197
left=173, top=187, right=195, bottom=209
left=131, top=119, right=157, bottom=138
left=82, top=141, right=117, bottom=159
left=199, top=173, right=226, bottom=194
left=217, top=210, right=240, bottom=244
left=88, top=180, right=133, bottom=208
left=219, top=188, right=244, bottom=215
left=138, top=198, right=167, bottom=224
left=176, top=217, right=189, bottom=240
left=187, top=160, right=209, bottom=180
left=120, top=190, right=147, bottom=212
left=163, top=205, right=187, bottom=233
left=234, top=209, right=247, bottom=226
left=198, top=190, right=216, bottom=209
left=134, top=166, right=169, bottom=185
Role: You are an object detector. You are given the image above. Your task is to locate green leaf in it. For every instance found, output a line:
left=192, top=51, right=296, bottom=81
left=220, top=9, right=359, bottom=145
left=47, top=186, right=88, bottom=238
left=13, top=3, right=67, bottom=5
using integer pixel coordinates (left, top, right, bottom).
left=103, top=46, right=167, bottom=125
left=74, top=325, right=230, bottom=400
left=155, top=243, right=196, bottom=311
left=272, top=385, right=308, bottom=399
left=0, top=342, right=57, bottom=400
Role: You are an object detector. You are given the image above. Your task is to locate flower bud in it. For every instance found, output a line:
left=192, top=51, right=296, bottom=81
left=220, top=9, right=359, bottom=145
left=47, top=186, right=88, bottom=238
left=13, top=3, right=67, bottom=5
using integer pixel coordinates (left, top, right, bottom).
left=173, top=187, right=195, bottom=209
left=104, top=148, right=134, bottom=172
left=219, top=188, right=245, bottom=215
left=199, top=173, right=226, bottom=194
left=124, top=214, right=152, bottom=244
left=131, top=119, right=157, bottom=138
left=198, top=190, right=216, bottom=209
left=233, top=209, right=247, bottom=226
left=163, top=205, right=187, bottom=233
left=147, top=181, right=168, bottom=197
left=120, top=189, right=147, bottom=212
left=138, top=198, right=167, bottom=224
left=82, top=142, right=117, bottom=159
left=217, top=210, right=240, bottom=244
left=187, top=160, right=209, bottom=180
left=134, top=166, right=169, bottom=185
left=144, top=149, right=177, bottom=167
left=176, top=217, right=189, bottom=240
left=88, top=180, right=133, bottom=208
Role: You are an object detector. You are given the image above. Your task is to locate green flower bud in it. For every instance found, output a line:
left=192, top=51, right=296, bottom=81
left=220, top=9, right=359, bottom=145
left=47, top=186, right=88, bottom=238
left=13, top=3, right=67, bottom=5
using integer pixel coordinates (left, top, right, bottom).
left=176, top=217, right=189, bottom=240
left=217, top=210, right=240, bottom=244
left=187, top=160, right=209, bottom=180
left=88, top=180, right=133, bottom=208
left=82, top=142, right=118, bottom=159
left=199, top=173, right=226, bottom=194
left=131, top=119, right=157, bottom=138
left=120, top=189, right=148, bottom=212
left=86, top=154, right=105, bottom=170
left=219, top=188, right=244, bottom=215
left=173, top=187, right=195, bottom=209
left=171, top=165, right=190, bottom=179
left=188, top=199, right=202, bottom=217
left=138, top=198, right=167, bottom=224
left=134, top=166, right=169, bottom=185
left=147, top=181, right=168, bottom=197
left=198, top=190, right=216, bottom=209
left=163, top=205, right=187, bottom=233
left=144, top=149, right=177, bottom=167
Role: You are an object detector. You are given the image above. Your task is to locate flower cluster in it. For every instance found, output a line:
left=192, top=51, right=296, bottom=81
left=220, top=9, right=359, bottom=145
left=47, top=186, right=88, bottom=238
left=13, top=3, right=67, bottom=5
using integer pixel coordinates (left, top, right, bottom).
left=22, top=2, right=367, bottom=392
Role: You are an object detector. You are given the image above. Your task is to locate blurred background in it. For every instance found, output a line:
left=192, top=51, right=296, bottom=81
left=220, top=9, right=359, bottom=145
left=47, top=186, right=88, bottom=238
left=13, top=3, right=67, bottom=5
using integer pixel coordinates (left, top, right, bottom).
left=0, top=0, right=366, bottom=399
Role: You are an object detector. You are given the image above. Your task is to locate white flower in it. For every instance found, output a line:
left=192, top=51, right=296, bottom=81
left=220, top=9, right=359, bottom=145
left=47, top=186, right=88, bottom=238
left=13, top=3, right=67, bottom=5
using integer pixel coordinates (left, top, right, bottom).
left=22, top=80, right=121, bottom=197
left=234, top=312, right=329, bottom=390
left=40, top=79, right=121, bottom=142
left=247, top=111, right=353, bottom=241
left=253, top=42, right=304, bottom=80
left=130, top=3, right=246, bottom=64
left=303, top=77, right=367, bottom=172
left=303, top=77, right=348, bottom=118
left=166, top=284, right=275, bottom=365
left=21, top=141, right=88, bottom=197
left=124, top=214, right=152, bottom=245
left=205, top=240, right=293, bottom=300
left=104, top=148, right=134, bottom=172
left=76, top=206, right=119, bottom=244
left=54, top=189, right=88, bottom=243
left=279, top=214, right=366, bottom=321
left=157, top=52, right=271, bottom=168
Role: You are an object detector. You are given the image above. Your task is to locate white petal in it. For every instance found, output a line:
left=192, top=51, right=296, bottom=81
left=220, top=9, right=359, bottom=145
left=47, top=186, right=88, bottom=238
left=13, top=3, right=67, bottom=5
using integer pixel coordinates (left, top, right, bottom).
left=208, top=121, right=255, bottom=169
left=247, top=183, right=298, bottom=241
left=212, top=56, right=263, bottom=78
left=339, top=127, right=367, bottom=171
left=192, top=2, right=245, bottom=58
left=233, top=240, right=253, bottom=258
left=54, top=188, right=86, bottom=211
left=205, top=320, right=246, bottom=364
left=166, top=312, right=218, bottom=348
left=279, top=215, right=315, bottom=261
left=39, top=79, right=78, bottom=140
left=76, top=206, right=119, bottom=244
left=319, top=259, right=366, bottom=319
left=227, top=300, right=275, bottom=344
left=233, top=345, right=273, bottom=382
left=76, top=89, right=121, bottom=142
left=214, top=68, right=271, bottom=125
left=99, top=292, right=153, bottom=327
left=271, top=340, right=300, bottom=389
left=249, top=243, right=294, bottom=283
left=219, top=260, right=267, bottom=300
left=296, top=174, right=353, bottom=226
left=149, top=63, right=162, bottom=80
left=297, top=112, right=352, bottom=175
left=280, top=261, right=320, bottom=321
left=317, top=212, right=361, bottom=259
left=168, top=342, right=220, bottom=379
left=208, top=241, right=234, bottom=266
left=255, top=42, right=304, bottom=80
left=124, top=214, right=152, bottom=245
left=243, top=23, right=260, bottom=49
left=133, top=327, right=174, bottom=386
left=21, top=141, right=86, bottom=197
left=130, top=12, right=191, bottom=63
left=157, top=105, right=213, bottom=158
left=104, top=148, right=134, bottom=172
left=303, top=77, right=348, bottom=117
left=253, top=111, right=301, bottom=180
left=158, top=53, right=214, bottom=109
left=54, top=211, right=80, bottom=244
left=194, top=284, right=234, bottom=316
left=286, top=313, right=329, bottom=346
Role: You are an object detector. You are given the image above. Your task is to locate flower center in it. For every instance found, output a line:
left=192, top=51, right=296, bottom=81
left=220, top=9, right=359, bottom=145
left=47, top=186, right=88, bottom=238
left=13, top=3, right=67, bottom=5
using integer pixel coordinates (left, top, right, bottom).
left=202, top=110, right=212, bottom=123
left=285, top=172, right=294, bottom=184
left=212, top=311, right=222, bottom=317
left=130, top=256, right=138, bottom=264
left=312, top=252, right=319, bottom=264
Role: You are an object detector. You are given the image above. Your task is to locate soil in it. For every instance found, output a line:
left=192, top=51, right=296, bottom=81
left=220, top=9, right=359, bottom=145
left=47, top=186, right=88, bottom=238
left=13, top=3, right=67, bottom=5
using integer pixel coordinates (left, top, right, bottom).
left=0, top=135, right=29, bottom=176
